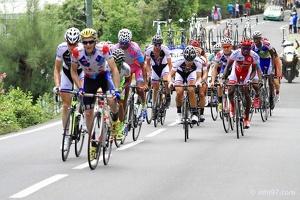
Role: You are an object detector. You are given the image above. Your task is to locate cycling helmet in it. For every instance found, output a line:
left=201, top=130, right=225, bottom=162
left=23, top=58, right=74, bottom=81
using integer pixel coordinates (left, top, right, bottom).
left=221, top=37, right=233, bottom=45
left=112, top=49, right=125, bottom=63
left=64, top=27, right=80, bottom=44
left=188, top=39, right=200, bottom=48
left=252, top=30, right=262, bottom=38
left=212, top=43, right=222, bottom=52
left=183, top=45, right=197, bottom=62
left=152, top=34, right=163, bottom=44
left=118, top=28, right=132, bottom=43
left=81, top=28, right=97, bottom=39
left=240, top=38, right=252, bottom=46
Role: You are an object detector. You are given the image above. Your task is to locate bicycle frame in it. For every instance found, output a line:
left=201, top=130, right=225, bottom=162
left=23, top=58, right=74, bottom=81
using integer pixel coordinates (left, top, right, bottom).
left=153, top=19, right=167, bottom=36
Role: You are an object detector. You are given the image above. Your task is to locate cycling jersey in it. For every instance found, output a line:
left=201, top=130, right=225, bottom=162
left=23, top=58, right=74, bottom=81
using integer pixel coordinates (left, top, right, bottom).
left=71, top=44, right=115, bottom=108
left=228, top=49, right=259, bottom=83
left=56, top=42, right=84, bottom=91
left=214, top=50, right=233, bottom=74
left=145, top=44, right=171, bottom=82
left=172, top=57, right=206, bottom=83
left=112, top=42, right=145, bottom=82
left=252, top=39, right=273, bottom=74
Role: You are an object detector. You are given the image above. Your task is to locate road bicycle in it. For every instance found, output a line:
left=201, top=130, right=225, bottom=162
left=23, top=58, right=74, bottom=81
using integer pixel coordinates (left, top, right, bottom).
left=152, top=78, right=168, bottom=127
left=145, top=77, right=153, bottom=124
left=122, top=84, right=143, bottom=144
left=219, top=83, right=233, bottom=133
left=176, top=28, right=186, bottom=47
left=163, top=19, right=175, bottom=47
left=153, top=19, right=167, bottom=36
left=241, top=16, right=258, bottom=39
left=209, top=84, right=219, bottom=121
left=173, top=83, right=196, bottom=142
left=60, top=90, right=85, bottom=162
left=86, top=92, right=116, bottom=170
left=226, top=79, right=248, bottom=139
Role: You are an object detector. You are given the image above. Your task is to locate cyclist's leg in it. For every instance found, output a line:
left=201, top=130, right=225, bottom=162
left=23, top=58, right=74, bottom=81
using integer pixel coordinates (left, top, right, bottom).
left=174, top=73, right=184, bottom=123
left=151, top=67, right=161, bottom=106
left=162, top=67, right=171, bottom=107
left=132, top=64, right=147, bottom=119
left=227, top=72, right=237, bottom=116
left=199, top=83, right=207, bottom=121
left=187, top=73, right=198, bottom=122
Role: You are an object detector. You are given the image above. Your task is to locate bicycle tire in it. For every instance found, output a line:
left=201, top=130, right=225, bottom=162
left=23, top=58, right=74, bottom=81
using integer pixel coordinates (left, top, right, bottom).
left=260, top=88, right=268, bottom=122
left=153, top=92, right=160, bottom=127
left=210, top=88, right=218, bottom=121
left=132, top=96, right=142, bottom=141
left=201, top=29, right=207, bottom=52
left=222, top=94, right=230, bottom=133
left=121, top=100, right=132, bottom=144
left=61, top=109, right=73, bottom=161
left=235, top=98, right=240, bottom=139
left=146, top=89, right=153, bottom=124
left=74, top=109, right=85, bottom=157
left=160, top=94, right=167, bottom=125
left=239, top=100, right=244, bottom=137
left=88, top=113, right=102, bottom=170
left=234, top=29, right=239, bottom=49
left=103, top=123, right=112, bottom=165
left=208, top=29, right=214, bottom=53
left=183, top=98, right=189, bottom=142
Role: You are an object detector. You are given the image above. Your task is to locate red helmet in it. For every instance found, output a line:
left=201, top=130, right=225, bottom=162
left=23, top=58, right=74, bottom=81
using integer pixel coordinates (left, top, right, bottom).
left=188, top=40, right=200, bottom=48
left=240, top=38, right=252, bottom=46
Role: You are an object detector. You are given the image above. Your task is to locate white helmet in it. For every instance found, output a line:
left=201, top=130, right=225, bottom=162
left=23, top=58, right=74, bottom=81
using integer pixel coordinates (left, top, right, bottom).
left=118, top=28, right=132, bottom=43
left=64, top=27, right=81, bottom=44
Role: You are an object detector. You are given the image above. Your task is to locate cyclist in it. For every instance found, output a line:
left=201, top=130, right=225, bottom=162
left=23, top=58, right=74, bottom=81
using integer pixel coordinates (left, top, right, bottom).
left=211, top=37, right=234, bottom=112
left=168, top=45, right=206, bottom=124
left=272, top=47, right=282, bottom=103
left=111, top=28, right=148, bottom=121
left=188, top=39, right=208, bottom=122
left=108, top=49, right=131, bottom=139
left=53, top=27, right=85, bottom=150
left=145, top=34, right=172, bottom=114
left=251, top=31, right=275, bottom=110
left=223, top=38, right=260, bottom=129
left=70, top=28, right=121, bottom=159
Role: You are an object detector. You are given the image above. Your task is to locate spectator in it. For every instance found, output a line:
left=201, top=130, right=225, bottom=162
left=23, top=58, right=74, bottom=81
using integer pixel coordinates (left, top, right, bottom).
left=239, top=2, right=244, bottom=17
left=212, top=6, right=219, bottom=24
left=289, top=13, right=294, bottom=34
left=293, top=12, right=298, bottom=33
left=228, top=2, right=234, bottom=18
left=235, top=2, right=240, bottom=18
left=217, top=5, right=222, bottom=23
left=245, top=0, right=251, bottom=16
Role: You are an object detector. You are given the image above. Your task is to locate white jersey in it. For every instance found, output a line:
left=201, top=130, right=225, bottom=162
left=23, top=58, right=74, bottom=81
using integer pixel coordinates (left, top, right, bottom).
left=145, top=45, right=171, bottom=66
left=56, top=42, right=83, bottom=70
left=172, top=56, right=206, bottom=73
left=71, top=44, right=113, bottom=76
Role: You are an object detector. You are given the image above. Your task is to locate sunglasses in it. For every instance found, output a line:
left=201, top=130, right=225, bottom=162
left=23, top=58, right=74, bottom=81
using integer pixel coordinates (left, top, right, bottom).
left=120, top=41, right=129, bottom=45
left=222, top=45, right=231, bottom=49
left=82, top=40, right=95, bottom=45
left=242, top=46, right=251, bottom=51
left=67, top=42, right=78, bottom=46
left=154, top=43, right=162, bottom=47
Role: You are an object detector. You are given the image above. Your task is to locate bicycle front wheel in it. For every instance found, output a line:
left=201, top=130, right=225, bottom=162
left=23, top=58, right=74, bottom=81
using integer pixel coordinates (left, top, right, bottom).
left=222, top=94, right=230, bottom=133
left=88, top=113, right=102, bottom=170
left=260, top=88, right=268, bottom=122
left=146, top=89, right=153, bottom=124
left=235, top=98, right=240, bottom=139
left=75, top=110, right=85, bottom=157
left=210, top=88, right=218, bottom=121
left=132, top=96, right=142, bottom=141
left=183, top=98, right=189, bottom=142
left=121, top=101, right=132, bottom=144
left=61, top=109, right=74, bottom=161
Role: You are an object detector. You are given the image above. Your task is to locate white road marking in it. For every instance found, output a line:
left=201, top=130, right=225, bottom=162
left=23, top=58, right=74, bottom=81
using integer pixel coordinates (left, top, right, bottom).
left=9, top=174, right=68, bottom=198
left=73, top=162, right=90, bottom=170
left=0, top=121, right=61, bottom=141
left=146, top=128, right=166, bottom=137
left=168, top=122, right=178, bottom=126
left=116, top=140, right=144, bottom=150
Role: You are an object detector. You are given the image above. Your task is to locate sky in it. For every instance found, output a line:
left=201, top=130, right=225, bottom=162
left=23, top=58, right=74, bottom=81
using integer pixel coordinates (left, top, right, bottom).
left=0, top=0, right=65, bottom=14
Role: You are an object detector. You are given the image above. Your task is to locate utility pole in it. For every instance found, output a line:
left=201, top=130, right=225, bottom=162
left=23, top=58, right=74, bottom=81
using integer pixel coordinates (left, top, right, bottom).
left=85, top=0, right=93, bottom=28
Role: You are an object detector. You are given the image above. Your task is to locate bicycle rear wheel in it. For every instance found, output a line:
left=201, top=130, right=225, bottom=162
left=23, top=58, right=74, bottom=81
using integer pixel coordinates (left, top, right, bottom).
left=88, top=113, right=102, bottom=170
left=61, top=109, right=74, bottom=161
left=103, top=125, right=112, bottom=165
left=210, top=88, right=218, bottom=121
left=146, top=89, right=153, bottom=124
left=260, top=88, right=268, bottom=122
left=121, top=101, right=132, bottom=144
left=235, top=98, right=240, bottom=139
left=160, top=94, right=167, bottom=125
left=75, top=110, right=85, bottom=157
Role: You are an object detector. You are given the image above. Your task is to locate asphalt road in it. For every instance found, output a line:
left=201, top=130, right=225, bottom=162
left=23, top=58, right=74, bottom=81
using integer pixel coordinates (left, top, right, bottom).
left=1, top=12, right=300, bottom=200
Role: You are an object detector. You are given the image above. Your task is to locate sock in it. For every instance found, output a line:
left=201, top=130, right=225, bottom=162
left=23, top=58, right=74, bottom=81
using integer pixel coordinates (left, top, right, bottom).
left=177, top=106, right=181, bottom=113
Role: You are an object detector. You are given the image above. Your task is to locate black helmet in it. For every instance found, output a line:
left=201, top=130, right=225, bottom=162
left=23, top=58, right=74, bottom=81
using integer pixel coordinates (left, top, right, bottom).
left=152, top=34, right=163, bottom=44
left=183, top=45, right=197, bottom=61
left=112, top=49, right=125, bottom=63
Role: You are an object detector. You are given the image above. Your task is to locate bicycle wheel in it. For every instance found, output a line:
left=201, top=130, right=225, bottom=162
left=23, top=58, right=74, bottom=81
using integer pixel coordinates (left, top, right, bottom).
left=259, top=88, right=268, bottom=122
left=88, top=113, right=102, bottom=170
left=234, top=29, right=239, bottom=49
left=103, top=122, right=112, bottom=165
left=132, top=96, right=142, bottom=141
left=74, top=109, right=85, bottom=157
left=183, top=98, right=189, bottom=142
left=235, top=98, right=240, bottom=139
left=222, top=94, right=230, bottom=133
left=160, top=95, right=167, bottom=125
left=201, top=29, right=207, bottom=52
left=121, top=100, right=132, bottom=144
left=146, top=89, right=153, bottom=124
left=239, top=100, right=244, bottom=137
left=153, top=93, right=160, bottom=127
left=210, top=88, right=218, bottom=121
left=62, top=109, right=74, bottom=161
left=208, top=29, right=214, bottom=53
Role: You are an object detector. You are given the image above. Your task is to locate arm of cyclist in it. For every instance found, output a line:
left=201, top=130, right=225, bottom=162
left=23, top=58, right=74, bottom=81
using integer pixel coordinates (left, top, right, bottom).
left=168, top=69, right=176, bottom=88
left=211, top=62, right=219, bottom=87
left=107, top=57, right=121, bottom=99
left=223, top=60, right=233, bottom=80
left=195, top=72, right=203, bottom=87
left=53, top=59, right=62, bottom=94
left=70, top=62, right=83, bottom=94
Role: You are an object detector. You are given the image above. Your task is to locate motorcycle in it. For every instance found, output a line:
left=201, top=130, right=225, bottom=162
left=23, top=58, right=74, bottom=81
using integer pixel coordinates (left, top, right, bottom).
left=280, top=43, right=300, bottom=83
